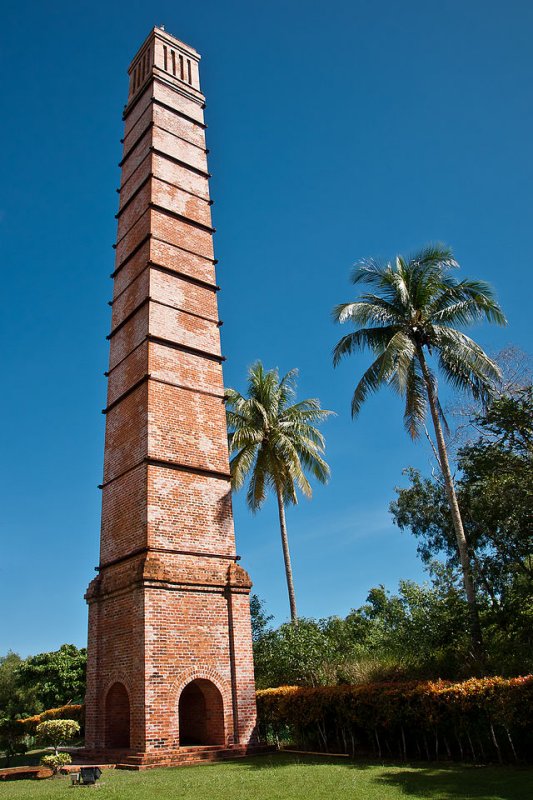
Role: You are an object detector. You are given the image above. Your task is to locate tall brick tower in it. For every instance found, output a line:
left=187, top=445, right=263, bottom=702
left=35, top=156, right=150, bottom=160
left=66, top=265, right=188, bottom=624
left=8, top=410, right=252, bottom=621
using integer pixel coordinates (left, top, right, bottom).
left=84, top=27, right=256, bottom=767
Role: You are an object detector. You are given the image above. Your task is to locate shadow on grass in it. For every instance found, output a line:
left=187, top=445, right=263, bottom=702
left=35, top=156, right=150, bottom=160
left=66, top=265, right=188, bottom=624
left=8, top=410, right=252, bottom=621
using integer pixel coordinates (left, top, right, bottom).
left=0, top=749, right=47, bottom=769
left=240, top=753, right=532, bottom=799
left=374, top=764, right=532, bottom=800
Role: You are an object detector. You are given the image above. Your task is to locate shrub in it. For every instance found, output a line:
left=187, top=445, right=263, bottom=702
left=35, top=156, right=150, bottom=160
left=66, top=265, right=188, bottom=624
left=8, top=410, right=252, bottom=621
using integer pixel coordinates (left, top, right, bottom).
left=40, top=704, right=84, bottom=726
left=0, top=718, right=27, bottom=766
left=257, top=675, right=533, bottom=763
left=36, top=719, right=80, bottom=755
left=40, top=752, right=72, bottom=773
left=19, top=704, right=84, bottom=737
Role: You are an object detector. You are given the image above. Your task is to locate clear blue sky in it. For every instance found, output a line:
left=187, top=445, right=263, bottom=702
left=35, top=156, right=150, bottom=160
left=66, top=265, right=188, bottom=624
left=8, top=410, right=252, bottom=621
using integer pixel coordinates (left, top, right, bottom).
left=0, top=0, right=531, bottom=656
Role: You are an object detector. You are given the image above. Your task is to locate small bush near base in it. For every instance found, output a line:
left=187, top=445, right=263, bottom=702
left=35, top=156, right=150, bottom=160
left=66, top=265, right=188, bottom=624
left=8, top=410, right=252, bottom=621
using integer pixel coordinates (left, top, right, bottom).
left=40, top=752, right=72, bottom=773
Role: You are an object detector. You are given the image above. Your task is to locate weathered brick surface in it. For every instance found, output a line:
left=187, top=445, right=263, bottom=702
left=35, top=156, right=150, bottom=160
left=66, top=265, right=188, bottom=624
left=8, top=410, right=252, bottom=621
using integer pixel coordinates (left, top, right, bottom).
left=153, top=79, right=205, bottom=125
left=147, top=381, right=228, bottom=472
left=152, top=152, right=210, bottom=200
left=108, top=303, right=149, bottom=370
left=149, top=237, right=215, bottom=284
left=103, top=383, right=148, bottom=482
left=122, top=104, right=153, bottom=154
left=85, top=581, right=146, bottom=751
left=123, top=85, right=154, bottom=139
left=151, top=210, right=214, bottom=260
left=113, top=241, right=151, bottom=297
left=147, top=464, right=234, bottom=554
left=148, top=342, right=224, bottom=395
left=120, top=128, right=152, bottom=186
left=119, top=154, right=152, bottom=209
left=116, top=183, right=153, bottom=242
left=115, top=209, right=151, bottom=265
left=151, top=178, right=212, bottom=228
left=111, top=268, right=150, bottom=331
left=149, top=269, right=218, bottom=322
left=100, top=464, right=147, bottom=563
left=85, top=27, right=256, bottom=767
left=107, top=341, right=148, bottom=406
left=149, top=300, right=221, bottom=355
left=153, top=103, right=206, bottom=149
left=152, top=127, right=208, bottom=173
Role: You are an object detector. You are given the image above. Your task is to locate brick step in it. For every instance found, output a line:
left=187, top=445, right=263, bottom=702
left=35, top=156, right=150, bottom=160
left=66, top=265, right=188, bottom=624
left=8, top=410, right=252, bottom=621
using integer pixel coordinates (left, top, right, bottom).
left=80, top=743, right=275, bottom=770
left=117, top=744, right=268, bottom=770
left=179, top=745, right=225, bottom=752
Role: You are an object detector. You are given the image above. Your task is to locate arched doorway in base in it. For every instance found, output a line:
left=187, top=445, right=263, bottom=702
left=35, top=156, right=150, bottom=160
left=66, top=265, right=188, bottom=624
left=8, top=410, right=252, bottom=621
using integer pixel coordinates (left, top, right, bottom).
left=105, top=682, right=130, bottom=749
left=178, top=679, right=225, bottom=746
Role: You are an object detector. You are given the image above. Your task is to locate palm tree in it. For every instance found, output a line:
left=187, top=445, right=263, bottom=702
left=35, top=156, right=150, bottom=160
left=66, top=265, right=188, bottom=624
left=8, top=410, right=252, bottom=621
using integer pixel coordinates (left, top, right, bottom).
left=225, top=362, right=332, bottom=623
left=332, top=244, right=506, bottom=664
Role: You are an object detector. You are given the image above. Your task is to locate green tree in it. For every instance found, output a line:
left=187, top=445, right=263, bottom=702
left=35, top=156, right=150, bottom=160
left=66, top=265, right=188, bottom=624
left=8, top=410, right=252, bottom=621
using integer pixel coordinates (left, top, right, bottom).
left=36, top=719, right=80, bottom=755
left=17, top=645, right=86, bottom=710
left=250, top=594, right=274, bottom=643
left=252, top=617, right=336, bottom=688
left=251, top=580, right=471, bottom=688
left=0, top=652, right=22, bottom=717
left=391, top=386, right=533, bottom=674
left=0, top=652, right=41, bottom=718
left=0, top=718, right=27, bottom=767
left=226, top=362, right=332, bottom=623
left=350, top=578, right=470, bottom=678
left=333, top=245, right=506, bottom=664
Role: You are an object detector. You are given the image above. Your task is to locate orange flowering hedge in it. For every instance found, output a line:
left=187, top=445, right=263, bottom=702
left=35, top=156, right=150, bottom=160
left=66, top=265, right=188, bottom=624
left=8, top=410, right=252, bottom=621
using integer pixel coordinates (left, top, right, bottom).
left=18, top=704, right=85, bottom=737
left=256, top=676, right=533, bottom=763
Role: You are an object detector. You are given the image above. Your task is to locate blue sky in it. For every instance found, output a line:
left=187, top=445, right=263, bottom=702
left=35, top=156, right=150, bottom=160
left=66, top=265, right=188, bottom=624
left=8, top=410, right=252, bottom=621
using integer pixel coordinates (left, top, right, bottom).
left=1, top=0, right=531, bottom=656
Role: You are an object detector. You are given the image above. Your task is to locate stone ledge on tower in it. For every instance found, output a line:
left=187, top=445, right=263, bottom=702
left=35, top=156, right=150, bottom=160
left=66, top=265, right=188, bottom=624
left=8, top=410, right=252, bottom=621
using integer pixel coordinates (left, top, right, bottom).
left=85, top=551, right=250, bottom=603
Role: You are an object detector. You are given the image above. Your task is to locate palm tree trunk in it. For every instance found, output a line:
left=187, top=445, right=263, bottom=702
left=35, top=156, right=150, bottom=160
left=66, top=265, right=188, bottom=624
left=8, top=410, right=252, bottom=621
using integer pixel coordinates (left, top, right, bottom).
left=417, top=351, right=485, bottom=666
left=275, top=486, right=298, bottom=623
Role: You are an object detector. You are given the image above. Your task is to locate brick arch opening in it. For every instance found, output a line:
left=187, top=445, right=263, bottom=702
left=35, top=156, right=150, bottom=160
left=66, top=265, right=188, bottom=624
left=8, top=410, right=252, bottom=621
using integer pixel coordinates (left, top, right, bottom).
left=105, top=682, right=130, bottom=749
left=178, top=679, right=225, bottom=746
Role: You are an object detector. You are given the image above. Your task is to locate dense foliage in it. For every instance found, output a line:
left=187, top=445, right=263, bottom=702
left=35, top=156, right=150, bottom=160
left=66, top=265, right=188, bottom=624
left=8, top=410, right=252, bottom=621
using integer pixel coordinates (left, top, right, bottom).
left=0, top=718, right=27, bottom=766
left=0, top=645, right=86, bottom=720
left=252, top=382, right=532, bottom=687
left=391, top=387, right=533, bottom=674
left=17, top=645, right=87, bottom=711
left=252, top=581, right=472, bottom=689
left=257, top=676, right=533, bottom=763
left=0, top=652, right=40, bottom=718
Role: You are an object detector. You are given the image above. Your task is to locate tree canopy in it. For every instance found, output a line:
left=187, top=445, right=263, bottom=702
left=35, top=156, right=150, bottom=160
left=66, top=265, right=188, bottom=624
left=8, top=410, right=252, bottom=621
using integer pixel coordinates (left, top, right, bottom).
left=391, top=386, right=533, bottom=674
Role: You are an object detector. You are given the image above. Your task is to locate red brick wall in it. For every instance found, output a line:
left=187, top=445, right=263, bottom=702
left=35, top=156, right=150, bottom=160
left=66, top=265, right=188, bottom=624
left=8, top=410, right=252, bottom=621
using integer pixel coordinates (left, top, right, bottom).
left=84, top=28, right=257, bottom=763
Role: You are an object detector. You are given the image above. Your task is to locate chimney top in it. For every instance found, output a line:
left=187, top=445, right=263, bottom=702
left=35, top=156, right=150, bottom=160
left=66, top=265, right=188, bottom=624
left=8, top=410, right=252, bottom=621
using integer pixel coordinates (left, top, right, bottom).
left=126, top=27, right=203, bottom=108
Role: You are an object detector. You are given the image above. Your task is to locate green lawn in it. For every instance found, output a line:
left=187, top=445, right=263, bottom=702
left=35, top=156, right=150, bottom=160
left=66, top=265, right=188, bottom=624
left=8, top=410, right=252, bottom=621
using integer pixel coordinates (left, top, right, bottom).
left=1, top=753, right=531, bottom=800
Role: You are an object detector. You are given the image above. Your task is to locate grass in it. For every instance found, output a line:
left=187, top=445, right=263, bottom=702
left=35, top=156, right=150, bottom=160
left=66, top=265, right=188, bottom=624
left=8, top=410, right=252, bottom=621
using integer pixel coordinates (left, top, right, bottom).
left=1, top=753, right=531, bottom=799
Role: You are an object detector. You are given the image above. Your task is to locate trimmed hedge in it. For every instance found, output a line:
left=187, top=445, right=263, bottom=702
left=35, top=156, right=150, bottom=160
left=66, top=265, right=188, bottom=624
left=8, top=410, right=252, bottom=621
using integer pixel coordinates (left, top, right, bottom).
left=18, top=704, right=84, bottom=737
left=257, top=676, right=533, bottom=763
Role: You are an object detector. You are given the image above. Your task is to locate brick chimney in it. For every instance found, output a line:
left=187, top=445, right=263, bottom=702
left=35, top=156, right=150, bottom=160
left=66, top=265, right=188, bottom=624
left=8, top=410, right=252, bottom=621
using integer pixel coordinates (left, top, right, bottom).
left=83, top=27, right=257, bottom=766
